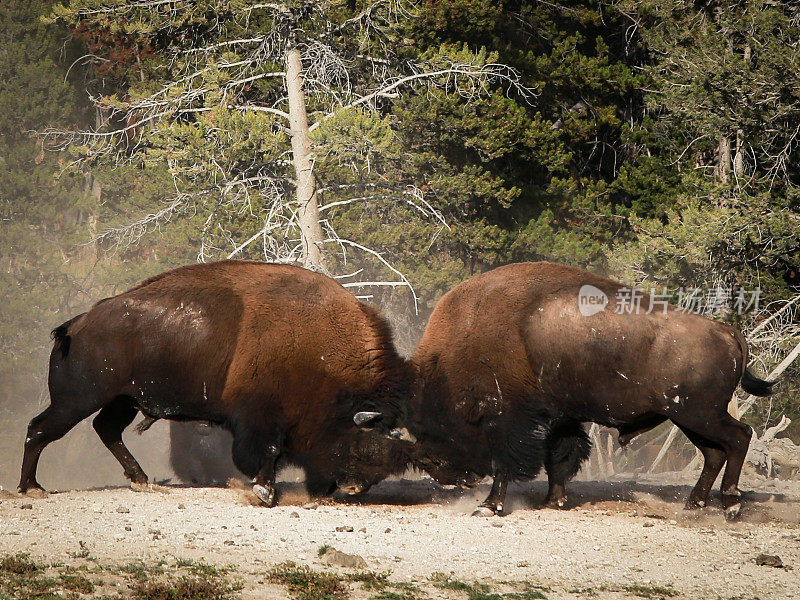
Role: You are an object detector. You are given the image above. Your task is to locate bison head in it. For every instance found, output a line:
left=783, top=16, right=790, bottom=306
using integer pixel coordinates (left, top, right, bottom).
left=353, top=411, right=416, bottom=443
left=305, top=426, right=412, bottom=498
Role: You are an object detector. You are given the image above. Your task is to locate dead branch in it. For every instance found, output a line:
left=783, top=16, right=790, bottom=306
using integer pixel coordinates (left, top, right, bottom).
left=323, top=237, right=419, bottom=313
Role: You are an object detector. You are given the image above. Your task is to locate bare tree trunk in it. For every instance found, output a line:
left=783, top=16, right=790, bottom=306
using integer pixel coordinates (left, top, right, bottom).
left=605, top=433, right=616, bottom=476
left=717, top=135, right=731, bottom=184
left=647, top=425, right=681, bottom=474
left=589, top=424, right=609, bottom=480
left=285, top=46, right=325, bottom=269
left=733, top=128, right=745, bottom=179
left=83, top=172, right=101, bottom=260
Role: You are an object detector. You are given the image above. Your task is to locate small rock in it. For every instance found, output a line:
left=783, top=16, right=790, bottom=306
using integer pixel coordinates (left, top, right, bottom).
left=177, top=503, right=186, bottom=510
left=290, top=511, right=300, bottom=518
left=491, top=521, right=503, bottom=528
left=755, top=554, right=785, bottom=568
left=335, top=525, right=354, bottom=532
left=20, top=504, right=33, bottom=510
left=223, top=540, right=235, bottom=546
left=116, top=506, right=130, bottom=514
left=643, top=522, right=654, bottom=528
left=319, top=547, right=367, bottom=569
left=303, top=502, right=319, bottom=510
left=385, top=528, right=391, bottom=534
left=358, top=527, right=367, bottom=533
left=125, top=526, right=132, bottom=532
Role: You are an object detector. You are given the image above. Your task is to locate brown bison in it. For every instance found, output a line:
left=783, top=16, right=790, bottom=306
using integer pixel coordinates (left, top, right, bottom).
left=19, top=260, right=414, bottom=503
left=408, top=262, right=773, bottom=519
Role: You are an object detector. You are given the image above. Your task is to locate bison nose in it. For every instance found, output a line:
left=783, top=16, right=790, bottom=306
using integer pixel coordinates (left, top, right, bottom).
left=389, top=427, right=417, bottom=444
left=338, top=483, right=364, bottom=495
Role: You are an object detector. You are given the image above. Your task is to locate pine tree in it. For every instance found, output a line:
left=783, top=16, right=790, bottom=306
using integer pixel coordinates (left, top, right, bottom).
left=48, top=0, right=530, bottom=312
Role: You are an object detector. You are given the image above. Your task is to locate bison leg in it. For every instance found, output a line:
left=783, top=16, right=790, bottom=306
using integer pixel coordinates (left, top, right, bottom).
left=93, top=396, right=148, bottom=486
left=231, top=427, right=282, bottom=507
left=670, top=412, right=753, bottom=520
left=472, top=471, right=508, bottom=517
left=543, top=419, right=591, bottom=509
left=716, top=416, right=754, bottom=520
left=19, top=402, right=97, bottom=493
left=675, top=425, right=726, bottom=510
left=252, top=444, right=281, bottom=507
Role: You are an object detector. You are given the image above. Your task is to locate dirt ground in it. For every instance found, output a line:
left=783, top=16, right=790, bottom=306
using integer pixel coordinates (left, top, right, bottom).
left=1, top=472, right=799, bottom=600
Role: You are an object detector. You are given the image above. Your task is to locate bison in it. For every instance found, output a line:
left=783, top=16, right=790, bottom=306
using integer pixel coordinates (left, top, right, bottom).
left=19, top=260, right=414, bottom=504
left=408, top=262, right=773, bottom=519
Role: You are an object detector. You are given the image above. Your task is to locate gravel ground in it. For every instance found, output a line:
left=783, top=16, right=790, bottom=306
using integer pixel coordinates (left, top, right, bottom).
left=1, top=474, right=799, bottom=599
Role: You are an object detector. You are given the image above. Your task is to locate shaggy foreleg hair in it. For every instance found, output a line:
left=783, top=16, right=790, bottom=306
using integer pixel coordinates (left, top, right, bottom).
left=544, top=418, right=592, bottom=483
left=488, top=398, right=551, bottom=481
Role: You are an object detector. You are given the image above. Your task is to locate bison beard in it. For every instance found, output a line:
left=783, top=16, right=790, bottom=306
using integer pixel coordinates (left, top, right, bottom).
left=19, top=260, right=413, bottom=504
left=409, top=262, right=774, bottom=520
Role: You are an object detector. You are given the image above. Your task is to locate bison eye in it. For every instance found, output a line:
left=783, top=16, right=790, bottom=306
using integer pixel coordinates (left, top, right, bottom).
left=389, top=427, right=416, bottom=444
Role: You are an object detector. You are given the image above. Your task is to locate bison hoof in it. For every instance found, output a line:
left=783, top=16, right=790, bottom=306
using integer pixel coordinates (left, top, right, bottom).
left=127, top=473, right=149, bottom=486
left=131, top=481, right=169, bottom=494
left=723, top=502, right=741, bottom=521
left=684, top=498, right=706, bottom=510
left=20, top=486, right=48, bottom=499
left=543, top=497, right=567, bottom=509
left=253, top=484, right=276, bottom=507
left=471, top=506, right=497, bottom=517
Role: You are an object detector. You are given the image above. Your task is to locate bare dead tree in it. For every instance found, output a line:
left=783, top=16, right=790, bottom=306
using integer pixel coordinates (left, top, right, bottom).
left=49, top=0, right=535, bottom=306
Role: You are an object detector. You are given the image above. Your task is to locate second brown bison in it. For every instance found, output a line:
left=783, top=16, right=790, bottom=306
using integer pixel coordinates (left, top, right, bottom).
left=19, top=260, right=414, bottom=504
left=408, top=262, right=773, bottom=519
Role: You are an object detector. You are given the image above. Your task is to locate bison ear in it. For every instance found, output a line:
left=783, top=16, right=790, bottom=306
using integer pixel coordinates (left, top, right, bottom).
left=353, top=411, right=383, bottom=428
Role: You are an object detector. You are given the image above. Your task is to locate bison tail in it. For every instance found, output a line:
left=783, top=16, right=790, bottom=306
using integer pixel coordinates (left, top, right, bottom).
left=51, top=323, right=72, bottom=359
left=731, top=328, right=775, bottom=396
left=741, top=368, right=775, bottom=397
left=51, top=313, right=84, bottom=359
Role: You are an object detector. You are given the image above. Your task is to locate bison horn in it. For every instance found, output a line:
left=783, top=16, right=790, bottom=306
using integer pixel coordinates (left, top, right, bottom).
left=353, top=411, right=383, bottom=427
left=389, top=427, right=417, bottom=444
